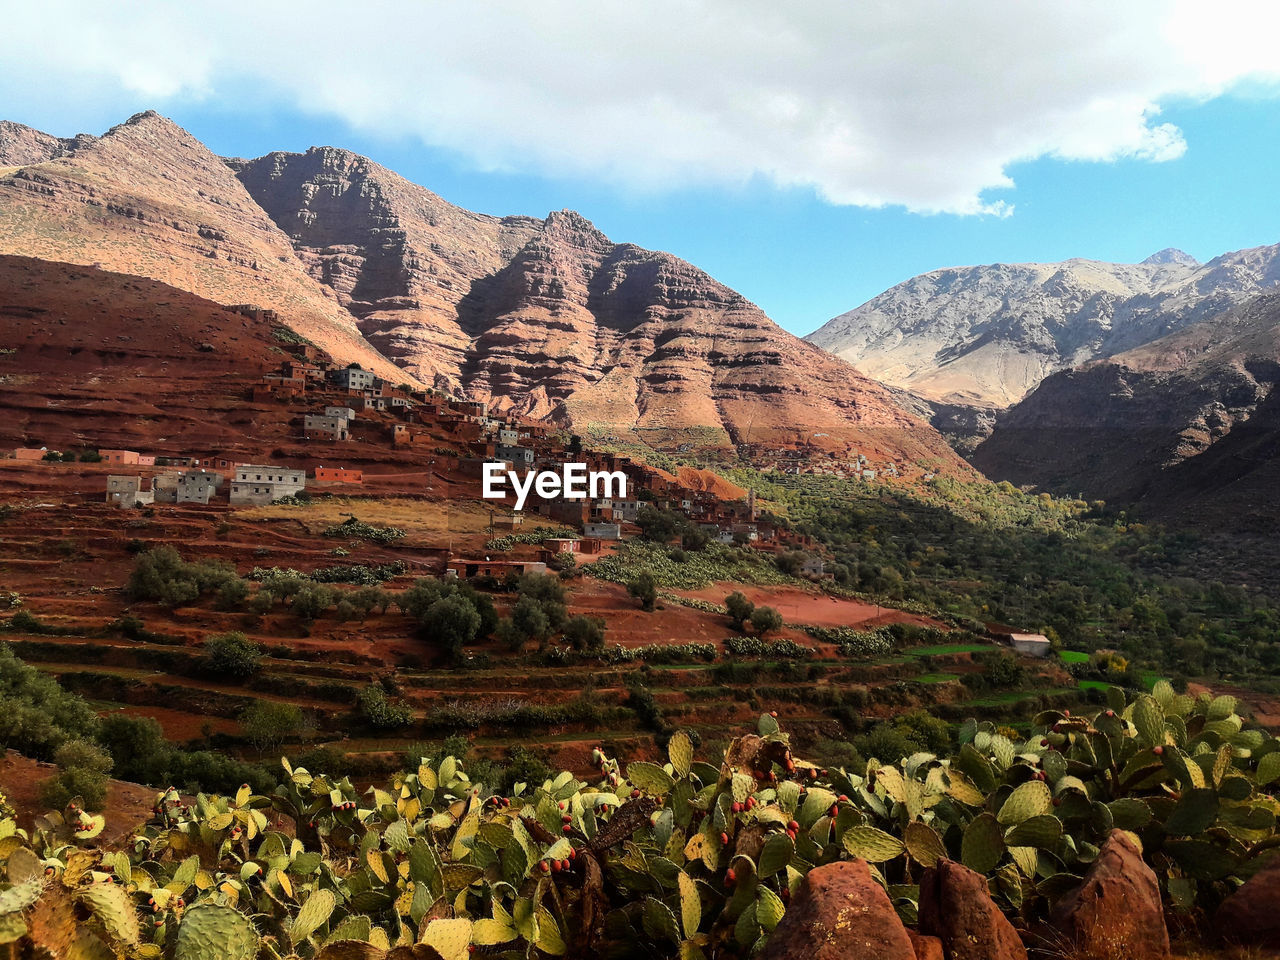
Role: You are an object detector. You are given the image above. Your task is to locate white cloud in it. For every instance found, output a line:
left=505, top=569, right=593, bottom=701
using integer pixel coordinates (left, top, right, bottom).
left=3, top=0, right=1280, bottom=214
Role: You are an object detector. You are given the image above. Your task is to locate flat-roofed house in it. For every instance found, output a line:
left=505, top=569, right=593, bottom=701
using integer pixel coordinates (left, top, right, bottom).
left=229, top=465, right=306, bottom=505
left=99, top=449, right=141, bottom=465
left=152, top=469, right=222, bottom=505
left=313, top=466, right=363, bottom=484
left=303, top=414, right=350, bottom=441
left=105, top=475, right=153, bottom=508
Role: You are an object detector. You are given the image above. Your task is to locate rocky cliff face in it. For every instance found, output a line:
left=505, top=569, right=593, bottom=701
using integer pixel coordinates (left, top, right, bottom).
left=972, top=292, right=1280, bottom=530
left=233, top=149, right=968, bottom=467
left=0, top=120, right=71, bottom=166
left=230, top=147, right=541, bottom=388
left=0, top=112, right=412, bottom=385
left=807, top=246, right=1280, bottom=415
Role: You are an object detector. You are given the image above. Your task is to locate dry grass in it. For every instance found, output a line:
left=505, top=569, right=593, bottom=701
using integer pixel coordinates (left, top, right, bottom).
left=231, top=496, right=493, bottom=542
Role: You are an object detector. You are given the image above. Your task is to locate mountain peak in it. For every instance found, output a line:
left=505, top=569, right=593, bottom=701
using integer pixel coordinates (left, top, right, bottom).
left=540, top=209, right=612, bottom=249
left=1141, top=248, right=1199, bottom=266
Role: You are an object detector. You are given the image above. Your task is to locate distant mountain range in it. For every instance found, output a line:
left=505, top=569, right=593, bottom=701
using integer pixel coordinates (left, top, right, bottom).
left=0, top=111, right=967, bottom=472
left=807, top=245, right=1280, bottom=409
left=972, top=292, right=1280, bottom=532
left=806, top=240, right=1280, bottom=528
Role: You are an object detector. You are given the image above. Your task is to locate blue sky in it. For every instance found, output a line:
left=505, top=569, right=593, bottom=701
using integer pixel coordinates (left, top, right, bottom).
left=4, top=2, right=1280, bottom=336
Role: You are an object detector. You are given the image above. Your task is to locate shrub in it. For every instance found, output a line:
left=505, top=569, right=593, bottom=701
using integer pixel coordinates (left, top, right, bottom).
left=203, top=631, right=261, bottom=680
left=0, top=642, right=99, bottom=759
left=39, top=738, right=112, bottom=811
left=358, top=684, right=414, bottom=730
left=323, top=518, right=406, bottom=544
left=126, top=546, right=241, bottom=607
left=239, top=701, right=308, bottom=752
left=749, top=605, right=784, bottom=636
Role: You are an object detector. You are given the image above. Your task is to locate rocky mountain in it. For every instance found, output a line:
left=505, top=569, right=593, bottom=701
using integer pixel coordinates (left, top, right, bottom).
left=0, top=112, right=411, bottom=385
left=231, top=146, right=968, bottom=467
left=0, top=120, right=71, bottom=166
left=972, top=291, right=1280, bottom=532
left=806, top=245, right=1280, bottom=416
left=0, top=112, right=967, bottom=470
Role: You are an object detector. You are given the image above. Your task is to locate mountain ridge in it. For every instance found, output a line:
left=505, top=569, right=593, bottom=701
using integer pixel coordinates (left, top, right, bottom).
left=0, top=111, right=969, bottom=473
left=0, top=111, right=413, bottom=385
left=231, top=141, right=969, bottom=467
left=806, top=245, right=1280, bottom=410
left=972, top=289, right=1280, bottom=530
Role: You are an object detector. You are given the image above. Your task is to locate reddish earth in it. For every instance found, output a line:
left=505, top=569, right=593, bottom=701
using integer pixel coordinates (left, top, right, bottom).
left=669, top=466, right=748, bottom=501
left=1, top=750, right=157, bottom=845
left=673, top=582, right=941, bottom=630
left=0, top=112, right=410, bottom=384
left=1187, top=682, right=1280, bottom=733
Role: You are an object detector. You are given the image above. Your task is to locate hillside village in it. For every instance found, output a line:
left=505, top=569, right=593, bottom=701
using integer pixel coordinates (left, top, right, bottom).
left=8, top=308, right=833, bottom=581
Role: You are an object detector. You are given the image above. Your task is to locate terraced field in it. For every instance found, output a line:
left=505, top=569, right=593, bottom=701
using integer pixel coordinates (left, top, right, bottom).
left=0, top=494, right=1092, bottom=780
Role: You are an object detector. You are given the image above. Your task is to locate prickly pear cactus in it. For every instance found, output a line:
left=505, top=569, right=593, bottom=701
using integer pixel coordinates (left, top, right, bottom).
left=77, top=881, right=141, bottom=949
left=173, top=902, right=259, bottom=960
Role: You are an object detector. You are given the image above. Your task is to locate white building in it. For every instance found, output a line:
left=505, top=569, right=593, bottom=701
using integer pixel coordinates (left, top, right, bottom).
left=229, top=465, right=306, bottom=505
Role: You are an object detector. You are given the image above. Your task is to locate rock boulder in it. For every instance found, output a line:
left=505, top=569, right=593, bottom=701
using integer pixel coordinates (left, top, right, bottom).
left=918, top=858, right=1027, bottom=960
left=759, top=860, right=915, bottom=960
left=1048, top=830, right=1170, bottom=960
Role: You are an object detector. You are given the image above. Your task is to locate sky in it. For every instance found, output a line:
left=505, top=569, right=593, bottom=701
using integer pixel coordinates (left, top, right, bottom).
left=3, top=1, right=1280, bottom=336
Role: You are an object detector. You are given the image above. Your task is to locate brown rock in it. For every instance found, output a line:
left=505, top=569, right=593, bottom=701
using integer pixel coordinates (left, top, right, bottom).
left=1049, top=830, right=1170, bottom=960
left=233, top=149, right=976, bottom=468
left=758, top=860, right=915, bottom=960
left=906, top=929, right=945, bottom=960
left=919, top=858, right=1027, bottom=960
left=1215, top=854, right=1280, bottom=948
left=0, top=112, right=415, bottom=386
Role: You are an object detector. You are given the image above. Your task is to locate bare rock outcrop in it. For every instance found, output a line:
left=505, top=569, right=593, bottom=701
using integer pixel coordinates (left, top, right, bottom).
left=1215, top=854, right=1280, bottom=948
left=905, top=929, right=945, bottom=960
left=918, top=858, right=1027, bottom=960
left=1047, top=830, right=1170, bottom=960
left=0, top=111, right=416, bottom=386
left=758, top=860, right=915, bottom=960
left=233, top=148, right=973, bottom=468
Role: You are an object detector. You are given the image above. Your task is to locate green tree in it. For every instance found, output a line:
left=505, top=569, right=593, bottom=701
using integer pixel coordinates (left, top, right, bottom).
left=292, top=585, right=334, bottom=622
left=239, top=701, right=307, bottom=752
left=511, top=595, right=551, bottom=641
left=563, top=615, right=606, bottom=652
left=400, top=578, right=448, bottom=620
left=421, top=594, right=482, bottom=658
left=725, top=591, right=755, bottom=629
left=635, top=507, right=682, bottom=544
left=628, top=572, right=658, bottom=612
left=216, top=578, right=250, bottom=611
left=775, top=550, right=807, bottom=576
left=351, top=586, right=389, bottom=619
left=203, top=632, right=261, bottom=681
left=98, top=715, right=171, bottom=786
left=750, top=605, right=784, bottom=636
